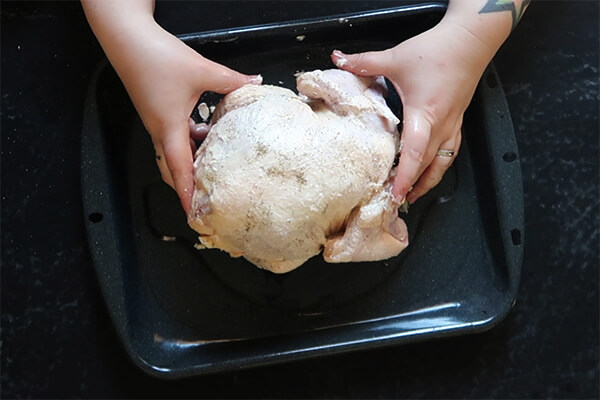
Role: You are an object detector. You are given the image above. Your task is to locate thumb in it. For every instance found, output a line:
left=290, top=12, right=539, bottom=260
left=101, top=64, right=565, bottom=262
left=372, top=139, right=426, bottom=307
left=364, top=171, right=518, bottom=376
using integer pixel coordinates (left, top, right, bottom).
left=199, top=58, right=262, bottom=94
left=161, top=123, right=195, bottom=214
left=331, top=49, right=392, bottom=77
left=392, top=108, right=432, bottom=202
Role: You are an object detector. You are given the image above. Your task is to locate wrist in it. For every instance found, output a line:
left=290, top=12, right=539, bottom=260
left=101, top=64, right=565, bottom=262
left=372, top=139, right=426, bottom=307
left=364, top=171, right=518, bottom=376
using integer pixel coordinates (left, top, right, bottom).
left=435, top=19, right=499, bottom=73
left=99, top=16, right=169, bottom=77
left=439, top=0, right=513, bottom=61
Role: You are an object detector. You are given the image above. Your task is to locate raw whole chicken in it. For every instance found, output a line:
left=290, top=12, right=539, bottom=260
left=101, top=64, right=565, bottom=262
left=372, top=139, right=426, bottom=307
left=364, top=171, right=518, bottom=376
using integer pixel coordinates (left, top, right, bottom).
left=188, top=69, right=408, bottom=273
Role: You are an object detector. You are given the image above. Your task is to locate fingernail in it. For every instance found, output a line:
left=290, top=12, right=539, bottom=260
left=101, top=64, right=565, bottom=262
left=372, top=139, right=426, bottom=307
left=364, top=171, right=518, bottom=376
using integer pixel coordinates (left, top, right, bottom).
left=332, top=50, right=349, bottom=68
left=393, top=193, right=404, bottom=205
left=249, top=74, right=263, bottom=84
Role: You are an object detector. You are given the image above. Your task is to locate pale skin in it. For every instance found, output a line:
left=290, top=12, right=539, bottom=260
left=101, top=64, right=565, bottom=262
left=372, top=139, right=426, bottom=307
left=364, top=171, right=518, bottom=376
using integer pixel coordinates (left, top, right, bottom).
left=332, top=0, right=530, bottom=204
left=81, top=0, right=529, bottom=212
left=81, top=0, right=261, bottom=213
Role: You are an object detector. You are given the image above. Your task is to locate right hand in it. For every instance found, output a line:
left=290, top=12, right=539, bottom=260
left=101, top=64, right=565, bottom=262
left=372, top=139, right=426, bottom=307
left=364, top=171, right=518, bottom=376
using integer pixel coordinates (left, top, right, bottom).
left=116, top=22, right=261, bottom=214
left=331, top=20, right=493, bottom=204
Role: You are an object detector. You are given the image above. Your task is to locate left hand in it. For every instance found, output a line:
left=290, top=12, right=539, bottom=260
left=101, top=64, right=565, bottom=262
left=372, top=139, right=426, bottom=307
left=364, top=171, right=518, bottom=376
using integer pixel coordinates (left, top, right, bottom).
left=332, top=20, right=492, bottom=204
left=110, top=21, right=261, bottom=214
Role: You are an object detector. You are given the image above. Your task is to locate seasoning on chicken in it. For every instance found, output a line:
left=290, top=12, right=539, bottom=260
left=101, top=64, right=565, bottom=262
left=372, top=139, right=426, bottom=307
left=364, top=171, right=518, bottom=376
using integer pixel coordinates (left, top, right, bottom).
left=188, top=69, right=408, bottom=273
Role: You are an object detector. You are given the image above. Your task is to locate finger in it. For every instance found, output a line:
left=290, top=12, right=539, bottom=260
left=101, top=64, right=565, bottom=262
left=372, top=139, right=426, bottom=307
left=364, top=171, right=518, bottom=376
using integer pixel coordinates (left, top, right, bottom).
left=331, top=49, right=392, bottom=76
left=154, top=143, right=175, bottom=189
left=190, top=137, right=197, bottom=155
left=200, top=58, right=262, bottom=94
left=189, top=118, right=210, bottom=141
left=392, top=110, right=432, bottom=202
left=407, top=129, right=462, bottom=204
left=161, top=123, right=195, bottom=214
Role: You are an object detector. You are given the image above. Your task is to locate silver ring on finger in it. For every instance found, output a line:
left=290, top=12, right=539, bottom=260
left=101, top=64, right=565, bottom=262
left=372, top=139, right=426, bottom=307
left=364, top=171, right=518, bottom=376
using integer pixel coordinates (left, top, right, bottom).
left=436, top=149, right=455, bottom=158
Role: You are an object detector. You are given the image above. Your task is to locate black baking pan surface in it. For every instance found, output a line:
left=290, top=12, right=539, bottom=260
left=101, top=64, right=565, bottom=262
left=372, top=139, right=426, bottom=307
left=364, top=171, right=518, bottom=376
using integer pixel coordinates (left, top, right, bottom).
left=81, top=3, right=524, bottom=378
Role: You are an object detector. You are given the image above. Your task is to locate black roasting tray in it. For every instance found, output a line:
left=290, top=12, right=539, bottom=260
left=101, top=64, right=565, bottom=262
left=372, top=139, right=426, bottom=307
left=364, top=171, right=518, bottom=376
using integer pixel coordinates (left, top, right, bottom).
left=81, top=3, right=524, bottom=378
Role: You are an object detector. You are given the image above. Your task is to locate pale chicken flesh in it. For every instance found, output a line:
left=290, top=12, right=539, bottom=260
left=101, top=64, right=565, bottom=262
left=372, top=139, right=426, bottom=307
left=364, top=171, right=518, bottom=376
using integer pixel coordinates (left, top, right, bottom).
left=188, top=69, right=408, bottom=273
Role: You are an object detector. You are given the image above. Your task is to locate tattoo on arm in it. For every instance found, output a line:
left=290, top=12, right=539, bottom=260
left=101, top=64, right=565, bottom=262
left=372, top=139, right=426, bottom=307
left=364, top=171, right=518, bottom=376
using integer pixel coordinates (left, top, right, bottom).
left=479, top=0, right=532, bottom=30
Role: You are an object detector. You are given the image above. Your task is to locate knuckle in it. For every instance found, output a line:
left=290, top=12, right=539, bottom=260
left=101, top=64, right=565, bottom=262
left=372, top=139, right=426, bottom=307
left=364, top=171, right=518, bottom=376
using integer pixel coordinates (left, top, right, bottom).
left=351, top=52, right=366, bottom=65
left=414, top=176, right=436, bottom=196
left=426, top=172, right=442, bottom=187
left=418, top=108, right=437, bottom=133
left=404, top=146, right=425, bottom=164
left=351, top=51, right=384, bottom=71
left=396, top=177, right=414, bottom=195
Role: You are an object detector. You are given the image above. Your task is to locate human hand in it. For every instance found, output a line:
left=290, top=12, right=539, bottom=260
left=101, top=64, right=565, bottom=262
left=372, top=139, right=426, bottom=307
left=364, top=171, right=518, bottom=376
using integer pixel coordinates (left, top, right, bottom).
left=116, top=23, right=261, bottom=213
left=81, top=1, right=262, bottom=213
left=332, top=20, right=493, bottom=204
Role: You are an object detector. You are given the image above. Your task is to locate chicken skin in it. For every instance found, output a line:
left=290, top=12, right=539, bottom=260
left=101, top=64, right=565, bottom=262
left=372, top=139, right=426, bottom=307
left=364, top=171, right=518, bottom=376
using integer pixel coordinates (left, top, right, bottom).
left=189, top=69, right=408, bottom=273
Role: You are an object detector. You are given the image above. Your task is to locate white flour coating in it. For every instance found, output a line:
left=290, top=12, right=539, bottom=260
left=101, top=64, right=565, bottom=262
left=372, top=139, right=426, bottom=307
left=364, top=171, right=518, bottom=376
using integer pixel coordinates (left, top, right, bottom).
left=189, top=69, right=408, bottom=273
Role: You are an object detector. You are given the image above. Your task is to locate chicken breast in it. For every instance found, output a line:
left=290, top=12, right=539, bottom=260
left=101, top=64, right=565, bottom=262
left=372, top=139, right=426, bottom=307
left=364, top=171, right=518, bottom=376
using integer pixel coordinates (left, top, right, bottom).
left=188, top=69, right=408, bottom=273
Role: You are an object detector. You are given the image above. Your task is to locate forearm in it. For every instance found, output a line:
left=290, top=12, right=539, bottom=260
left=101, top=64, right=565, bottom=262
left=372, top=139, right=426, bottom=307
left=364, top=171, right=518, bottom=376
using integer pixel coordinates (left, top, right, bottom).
left=81, top=0, right=166, bottom=83
left=81, top=0, right=156, bottom=48
left=82, top=0, right=198, bottom=112
left=441, top=0, right=530, bottom=69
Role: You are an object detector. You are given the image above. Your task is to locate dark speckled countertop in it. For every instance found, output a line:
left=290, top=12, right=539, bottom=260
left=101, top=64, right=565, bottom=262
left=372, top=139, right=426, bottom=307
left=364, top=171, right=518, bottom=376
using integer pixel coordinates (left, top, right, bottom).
left=1, top=1, right=598, bottom=398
